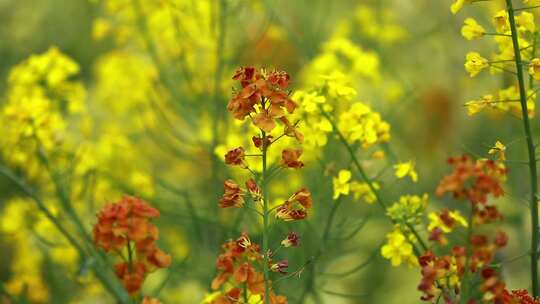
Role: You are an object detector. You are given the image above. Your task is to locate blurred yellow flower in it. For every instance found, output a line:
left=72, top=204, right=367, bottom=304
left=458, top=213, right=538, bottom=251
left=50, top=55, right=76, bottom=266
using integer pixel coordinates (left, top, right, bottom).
left=461, top=18, right=485, bottom=40
left=333, top=169, right=352, bottom=200
left=394, top=161, right=418, bottom=182
left=488, top=140, right=507, bottom=161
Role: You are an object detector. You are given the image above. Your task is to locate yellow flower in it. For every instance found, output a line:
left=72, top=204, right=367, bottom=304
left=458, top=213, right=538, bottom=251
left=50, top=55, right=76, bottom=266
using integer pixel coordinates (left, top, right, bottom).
left=465, top=94, right=493, bottom=116
left=493, top=10, right=509, bottom=33
left=450, top=0, right=472, bottom=14
left=333, top=169, right=352, bottom=199
left=464, top=52, right=488, bottom=77
left=428, top=210, right=468, bottom=233
left=350, top=181, right=379, bottom=204
left=387, top=194, right=428, bottom=223
left=488, top=140, right=506, bottom=161
left=529, top=58, right=540, bottom=81
left=394, top=161, right=418, bottom=182
left=381, top=227, right=417, bottom=267
left=461, top=18, right=485, bottom=40
left=338, top=102, right=391, bottom=148
left=516, top=12, right=535, bottom=32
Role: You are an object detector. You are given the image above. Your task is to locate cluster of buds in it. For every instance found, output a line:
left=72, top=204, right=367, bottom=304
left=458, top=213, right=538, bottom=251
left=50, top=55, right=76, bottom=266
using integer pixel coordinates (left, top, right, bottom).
left=418, top=155, right=511, bottom=302
left=93, top=196, right=171, bottom=296
left=210, top=233, right=287, bottom=304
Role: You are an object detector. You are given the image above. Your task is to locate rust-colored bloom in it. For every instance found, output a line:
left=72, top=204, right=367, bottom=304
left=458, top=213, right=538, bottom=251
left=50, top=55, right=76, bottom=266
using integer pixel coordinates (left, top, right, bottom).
left=246, top=178, right=262, bottom=203
left=227, top=67, right=297, bottom=133
left=281, top=232, right=300, bottom=247
left=436, top=155, right=506, bottom=204
left=281, top=149, right=304, bottom=169
left=224, top=147, right=246, bottom=167
left=275, top=188, right=312, bottom=221
left=219, top=180, right=244, bottom=208
left=270, top=260, right=289, bottom=274
left=210, top=233, right=283, bottom=301
left=93, top=196, right=171, bottom=295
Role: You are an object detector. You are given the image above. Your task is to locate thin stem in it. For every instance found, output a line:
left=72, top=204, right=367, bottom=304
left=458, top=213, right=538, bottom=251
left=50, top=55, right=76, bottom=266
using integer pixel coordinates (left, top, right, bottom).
left=261, top=129, right=270, bottom=304
left=514, top=4, right=540, bottom=11
left=506, top=0, right=539, bottom=296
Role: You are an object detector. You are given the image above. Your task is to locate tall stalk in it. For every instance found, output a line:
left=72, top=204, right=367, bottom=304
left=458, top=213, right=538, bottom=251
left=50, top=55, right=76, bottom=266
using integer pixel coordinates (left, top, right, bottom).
left=506, top=0, right=539, bottom=296
left=261, top=129, right=270, bottom=304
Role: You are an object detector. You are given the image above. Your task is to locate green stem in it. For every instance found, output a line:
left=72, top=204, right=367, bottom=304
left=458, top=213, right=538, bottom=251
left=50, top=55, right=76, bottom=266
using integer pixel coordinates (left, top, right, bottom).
left=506, top=0, right=539, bottom=296
left=261, top=129, right=270, bottom=304
left=319, top=108, right=428, bottom=254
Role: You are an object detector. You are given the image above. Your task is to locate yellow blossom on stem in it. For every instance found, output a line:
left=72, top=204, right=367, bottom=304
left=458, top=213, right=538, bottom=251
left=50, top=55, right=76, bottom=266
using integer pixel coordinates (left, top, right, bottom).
left=461, top=18, right=486, bottom=40
left=381, top=227, right=417, bottom=267
left=488, top=140, right=507, bottom=161
left=333, top=169, right=352, bottom=200
left=529, top=58, right=540, bottom=81
left=465, top=52, right=489, bottom=77
left=450, top=0, right=472, bottom=15
left=394, top=161, right=418, bottom=182
left=427, top=210, right=468, bottom=233
left=350, top=181, right=379, bottom=204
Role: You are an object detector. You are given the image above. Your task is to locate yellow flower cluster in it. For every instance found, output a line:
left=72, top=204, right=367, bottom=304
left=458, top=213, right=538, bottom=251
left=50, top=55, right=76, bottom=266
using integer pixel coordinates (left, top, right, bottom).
left=338, top=102, right=391, bottom=148
left=332, top=169, right=379, bottom=204
left=380, top=227, right=418, bottom=267
left=387, top=194, right=429, bottom=224
left=0, top=47, right=85, bottom=177
left=465, top=86, right=536, bottom=117
left=393, top=161, right=418, bottom=182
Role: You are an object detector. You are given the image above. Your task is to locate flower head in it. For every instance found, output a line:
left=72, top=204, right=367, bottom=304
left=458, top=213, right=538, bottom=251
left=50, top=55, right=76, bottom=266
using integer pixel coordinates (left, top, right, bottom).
left=219, top=180, right=245, bottom=208
left=461, top=18, right=485, bottom=40
left=394, top=161, right=418, bottom=182
left=333, top=169, right=352, bottom=199
left=465, top=52, right=488, bottom=77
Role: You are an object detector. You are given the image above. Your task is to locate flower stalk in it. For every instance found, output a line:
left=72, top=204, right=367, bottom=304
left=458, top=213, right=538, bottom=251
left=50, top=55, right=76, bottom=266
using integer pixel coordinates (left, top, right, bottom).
left=506, top=0, right=539, bottom=296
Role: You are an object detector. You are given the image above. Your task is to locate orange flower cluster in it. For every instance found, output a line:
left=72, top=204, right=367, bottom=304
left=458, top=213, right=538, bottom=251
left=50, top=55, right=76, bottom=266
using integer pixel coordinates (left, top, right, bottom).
left=227, top=67, right=297, bottom=133
left=436, top=155, right=506, bottom=205
left=502, top=289, right=540, bottom=304
left=418, top=155, right=512, bottom=303
left=210, top=233, right=287, bottom=304
left=93, top=196, right=171, bottom=295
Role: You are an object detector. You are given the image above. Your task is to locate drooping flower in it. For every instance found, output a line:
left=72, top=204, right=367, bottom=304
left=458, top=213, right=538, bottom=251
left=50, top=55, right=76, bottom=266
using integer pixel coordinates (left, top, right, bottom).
left=275, top=188, right=312, bottom=221
left=219, top=180, right=245, bottom=208
left=281, top=232, right=300, bottom=248
left=281, top=148, right=304, bottom=169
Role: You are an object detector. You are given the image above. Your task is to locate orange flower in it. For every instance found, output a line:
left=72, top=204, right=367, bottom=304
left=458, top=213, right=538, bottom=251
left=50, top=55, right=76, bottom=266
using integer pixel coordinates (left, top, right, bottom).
left=281, top=149, right=304, bottom=169
left=218, top=180, right=244, bottom=208
left=246, top=179, right=262, bottom=203
left=275, top=188, right=312, bottom=221
left=115, top=262, right=146, bottom=295
left=93, top=196, right=171, bottom=295
left=225, top=147, right=246, bottom=167
left=227, top=67, right=297, bottom=133
left=436, top=155, right=506, bottom=204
